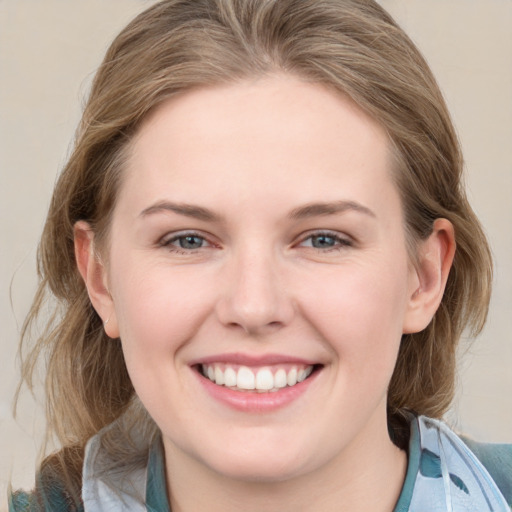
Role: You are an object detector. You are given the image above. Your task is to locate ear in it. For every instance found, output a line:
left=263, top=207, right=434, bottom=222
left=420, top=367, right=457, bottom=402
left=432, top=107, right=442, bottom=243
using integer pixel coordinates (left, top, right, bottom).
left=402, top=218, right=456, bottom=334
left=74, top=221, right=120, bottom=338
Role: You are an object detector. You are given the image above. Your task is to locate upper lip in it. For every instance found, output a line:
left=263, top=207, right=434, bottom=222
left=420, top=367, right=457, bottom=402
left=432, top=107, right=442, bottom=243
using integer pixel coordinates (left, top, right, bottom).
left=189, top=352, right=319, bottom=367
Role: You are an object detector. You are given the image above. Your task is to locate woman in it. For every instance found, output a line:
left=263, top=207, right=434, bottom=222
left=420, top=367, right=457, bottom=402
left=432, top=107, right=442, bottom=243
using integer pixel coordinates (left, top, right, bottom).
left=9, top=0, right=512, bottom=511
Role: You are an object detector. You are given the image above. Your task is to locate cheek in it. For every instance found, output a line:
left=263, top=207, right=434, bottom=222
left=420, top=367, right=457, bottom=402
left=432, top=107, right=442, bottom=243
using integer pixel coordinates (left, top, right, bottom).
left=109, top=262, right=215, bottom=414
left=298, top=259, right=409, bottom=366
left=110, top=259, right=214, bottom=361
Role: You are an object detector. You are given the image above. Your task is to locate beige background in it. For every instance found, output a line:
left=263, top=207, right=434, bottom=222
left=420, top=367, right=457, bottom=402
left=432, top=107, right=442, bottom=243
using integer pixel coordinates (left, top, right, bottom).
left=1, top=0, right=511, bottom=506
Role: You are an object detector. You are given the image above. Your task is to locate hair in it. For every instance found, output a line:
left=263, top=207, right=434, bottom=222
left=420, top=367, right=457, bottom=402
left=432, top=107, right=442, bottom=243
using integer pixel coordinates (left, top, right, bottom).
left=17, top=0, right=492, bottom=499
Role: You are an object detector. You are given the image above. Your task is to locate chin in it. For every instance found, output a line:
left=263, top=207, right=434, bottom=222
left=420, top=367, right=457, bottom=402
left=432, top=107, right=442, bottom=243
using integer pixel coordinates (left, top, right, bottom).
left=198, top=438, right=316, bottom=484
left=214, top=460, right=308, bottom=484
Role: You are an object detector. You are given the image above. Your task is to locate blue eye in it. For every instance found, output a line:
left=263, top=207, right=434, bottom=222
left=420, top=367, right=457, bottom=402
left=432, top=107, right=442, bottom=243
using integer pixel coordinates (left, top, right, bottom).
left=300, top=232, right=351, bottom=250
left=174, top=235, right=205, bottom=249
left=310, top=234, right=337, bottom=248
left=161, top=233, right=209, bottom=251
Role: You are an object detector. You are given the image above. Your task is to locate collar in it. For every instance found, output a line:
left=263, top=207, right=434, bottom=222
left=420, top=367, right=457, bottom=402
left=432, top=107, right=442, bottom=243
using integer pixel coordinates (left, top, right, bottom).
left=84, top=415, right=508, bottom=511
left=394, top=415, right=509, bottom=512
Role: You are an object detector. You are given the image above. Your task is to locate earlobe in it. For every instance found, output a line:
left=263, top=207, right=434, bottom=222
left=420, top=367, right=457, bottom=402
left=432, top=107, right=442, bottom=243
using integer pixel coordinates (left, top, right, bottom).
left=402, top=218, right=456, bottom=334
left=74, top=221, right=120, bottom=338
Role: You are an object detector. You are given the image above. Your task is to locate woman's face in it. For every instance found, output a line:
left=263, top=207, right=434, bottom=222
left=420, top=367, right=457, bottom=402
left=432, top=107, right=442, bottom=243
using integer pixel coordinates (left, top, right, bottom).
left=104, top=75, right=421, bottom=481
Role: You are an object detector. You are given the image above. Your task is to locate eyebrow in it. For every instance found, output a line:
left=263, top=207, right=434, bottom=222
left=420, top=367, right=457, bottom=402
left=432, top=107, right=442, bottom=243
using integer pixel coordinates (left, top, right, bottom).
left=288, top=200, right=376, bottom=220
left=139, top=201, right=222, bottom=222
left=139, top=199, right=376, bottom=222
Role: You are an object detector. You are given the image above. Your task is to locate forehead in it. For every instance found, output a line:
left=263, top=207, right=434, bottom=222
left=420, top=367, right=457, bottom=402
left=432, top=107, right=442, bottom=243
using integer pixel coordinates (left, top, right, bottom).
left=120, top=75, right=398, bottom=218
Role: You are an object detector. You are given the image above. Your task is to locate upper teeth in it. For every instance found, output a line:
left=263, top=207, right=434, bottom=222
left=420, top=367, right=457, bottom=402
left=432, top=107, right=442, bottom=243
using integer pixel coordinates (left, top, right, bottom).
left=202, top=364, right=314, bottom=392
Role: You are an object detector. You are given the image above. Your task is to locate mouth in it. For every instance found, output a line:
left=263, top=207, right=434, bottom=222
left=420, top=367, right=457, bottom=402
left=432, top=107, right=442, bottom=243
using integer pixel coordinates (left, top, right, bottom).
left=196, top=363, right=321, bottom=393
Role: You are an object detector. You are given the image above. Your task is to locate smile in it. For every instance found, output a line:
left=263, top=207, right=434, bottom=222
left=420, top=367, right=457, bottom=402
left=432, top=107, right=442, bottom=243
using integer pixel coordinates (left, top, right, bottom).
left=200, top=364, right=315, bottom=392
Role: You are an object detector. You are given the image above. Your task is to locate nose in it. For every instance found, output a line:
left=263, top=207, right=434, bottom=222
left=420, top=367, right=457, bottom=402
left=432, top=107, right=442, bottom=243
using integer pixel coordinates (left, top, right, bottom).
left=215, top=244, right=295, bottom=335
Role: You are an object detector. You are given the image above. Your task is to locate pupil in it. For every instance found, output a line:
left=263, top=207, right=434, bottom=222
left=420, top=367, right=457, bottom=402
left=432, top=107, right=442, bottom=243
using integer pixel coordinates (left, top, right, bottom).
left=180, top=236, right=202, bottom=249
left=312, top=235, right=334, bottom=248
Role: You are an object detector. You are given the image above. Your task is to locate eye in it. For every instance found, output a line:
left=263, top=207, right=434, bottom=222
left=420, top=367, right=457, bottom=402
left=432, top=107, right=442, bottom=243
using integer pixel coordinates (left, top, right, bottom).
left=299, top=232, right=352, bottom=250
left=161, top=232, right=211, bottom=252
left=175, top=234, right=206, bottom=250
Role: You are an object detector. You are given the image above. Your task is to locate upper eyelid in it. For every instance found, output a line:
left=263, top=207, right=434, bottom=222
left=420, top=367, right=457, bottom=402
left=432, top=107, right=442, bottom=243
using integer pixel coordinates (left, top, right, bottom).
left=296, top=229, right=352, bottom=243
left=160, top=230, right=212, bottom=246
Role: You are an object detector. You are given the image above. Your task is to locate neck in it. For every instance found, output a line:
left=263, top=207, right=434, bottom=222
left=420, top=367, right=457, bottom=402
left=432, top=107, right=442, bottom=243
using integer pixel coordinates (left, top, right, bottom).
left=163, top=412, right=408, bottom=512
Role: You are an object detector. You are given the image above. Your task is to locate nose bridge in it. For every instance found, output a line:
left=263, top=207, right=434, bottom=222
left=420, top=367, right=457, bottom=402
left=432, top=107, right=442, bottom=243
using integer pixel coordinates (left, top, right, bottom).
left=217, top=239, right=293, bottom=333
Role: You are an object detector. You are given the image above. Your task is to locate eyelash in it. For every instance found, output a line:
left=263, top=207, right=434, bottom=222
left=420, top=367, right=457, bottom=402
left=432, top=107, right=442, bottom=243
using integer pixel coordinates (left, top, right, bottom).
left=297, top=231, right=353, bottom=252
left=160, top=230, right=352, bottom=254
left=160, top=232, right=213, bottom=254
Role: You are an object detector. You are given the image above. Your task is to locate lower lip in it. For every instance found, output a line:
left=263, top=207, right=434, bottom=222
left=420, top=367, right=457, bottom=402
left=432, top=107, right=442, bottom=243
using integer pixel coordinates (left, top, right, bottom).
left=194, top=368, right=320, bottom=413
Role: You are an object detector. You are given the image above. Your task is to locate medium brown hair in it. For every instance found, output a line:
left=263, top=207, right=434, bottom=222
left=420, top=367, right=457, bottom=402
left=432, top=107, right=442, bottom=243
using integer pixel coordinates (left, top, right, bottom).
left=18, top=0, right=492, bottom=488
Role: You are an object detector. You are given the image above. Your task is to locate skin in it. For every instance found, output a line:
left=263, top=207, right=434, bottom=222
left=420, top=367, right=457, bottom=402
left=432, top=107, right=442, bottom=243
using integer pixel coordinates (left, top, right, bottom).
left=76, top=75, right=455, bottom=512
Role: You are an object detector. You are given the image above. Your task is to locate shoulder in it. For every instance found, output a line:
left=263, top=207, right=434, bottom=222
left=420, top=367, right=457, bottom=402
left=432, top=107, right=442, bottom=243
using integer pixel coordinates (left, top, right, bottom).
left=9, top=487, right=81, bottom=512
left=460, top=435, right=512, bottom=507
left=406, top=415, right=512, bottom=510
left=9, top=446, right=85, bottom=512
left=9, top=491, right=32, bottom=512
